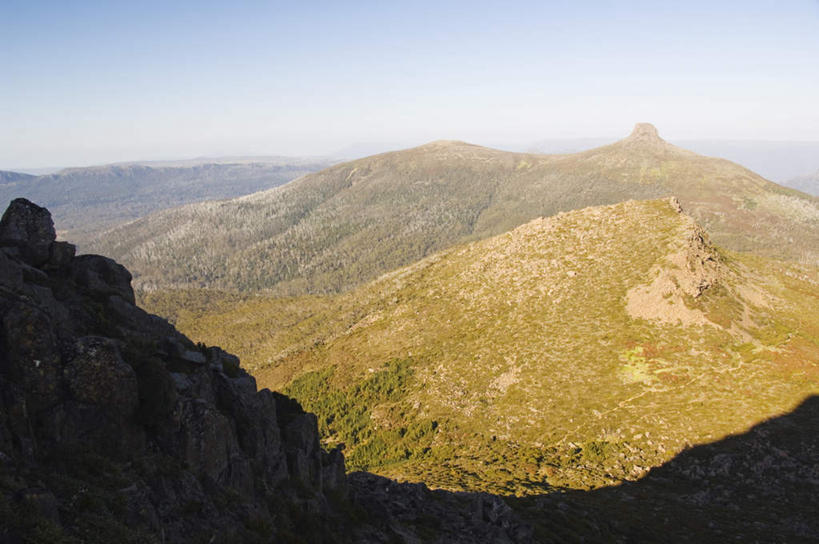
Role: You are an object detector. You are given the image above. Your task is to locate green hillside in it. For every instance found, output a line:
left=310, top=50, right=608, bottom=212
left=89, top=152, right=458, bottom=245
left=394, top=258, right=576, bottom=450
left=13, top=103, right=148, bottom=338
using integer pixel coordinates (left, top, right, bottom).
left=144, top=198, right=819, bottom=494
left=94, top=124, right=819, bottom=294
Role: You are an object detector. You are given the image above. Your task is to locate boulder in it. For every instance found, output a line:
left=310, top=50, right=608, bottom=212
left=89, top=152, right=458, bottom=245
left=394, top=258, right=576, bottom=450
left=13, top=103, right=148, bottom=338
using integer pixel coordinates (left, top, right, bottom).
left=71, top=254, right=135, bottom=304
left=0, top=198, right=55, bottom=267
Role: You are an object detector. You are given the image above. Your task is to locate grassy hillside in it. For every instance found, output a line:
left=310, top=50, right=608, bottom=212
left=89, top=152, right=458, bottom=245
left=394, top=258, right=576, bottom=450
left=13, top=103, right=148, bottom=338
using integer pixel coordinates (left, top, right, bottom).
left=143, top=198, right=819, bottom=494
left=95, top=124, right=819, bottom=294
left=0, top=158, right=332, bottom=246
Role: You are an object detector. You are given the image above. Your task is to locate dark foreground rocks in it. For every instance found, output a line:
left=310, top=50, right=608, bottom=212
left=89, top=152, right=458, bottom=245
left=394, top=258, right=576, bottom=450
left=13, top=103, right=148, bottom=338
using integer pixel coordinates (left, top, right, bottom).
left=0, top=198, right=349, bottom=542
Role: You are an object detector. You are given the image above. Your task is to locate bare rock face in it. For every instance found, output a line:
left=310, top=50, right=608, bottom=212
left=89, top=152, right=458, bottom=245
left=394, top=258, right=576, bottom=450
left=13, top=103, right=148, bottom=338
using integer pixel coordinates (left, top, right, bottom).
left=0, top=197, right=56, bottom=266
left=71, top=254, right=135, bottom=304
left=0, top=199, right=352, bottom=542
left=64, top=336, right=139, bottom=417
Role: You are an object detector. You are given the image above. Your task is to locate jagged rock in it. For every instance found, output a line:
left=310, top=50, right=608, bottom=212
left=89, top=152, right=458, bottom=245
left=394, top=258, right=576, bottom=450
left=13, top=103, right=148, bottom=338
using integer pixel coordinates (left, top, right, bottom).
left=0, top=249, right=22, bottom=288
left=683, top=225, right=721, bottom=297
left=322, top=446, right=347, bottom=492
left=64, top=336, right=139, bottom=417
left=163, top=336, right=207, bottom=365
left=275, top=392, right=323, bottom=487
left=0, top=198, right=55, bottom=267
left=46, top=240, right=76, bottom=272
left=207, top=345, right=240, bottom=373
left=0, top=301, right=63, bottom=410
left=71, top=254, right=135, bottom=304
left=171, top=397, right=238, bottom=483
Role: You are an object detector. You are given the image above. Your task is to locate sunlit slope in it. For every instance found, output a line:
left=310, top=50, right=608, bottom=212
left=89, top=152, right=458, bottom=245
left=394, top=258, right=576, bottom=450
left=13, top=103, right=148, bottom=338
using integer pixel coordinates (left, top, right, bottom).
left=146, top=198, right=819, bottom=494
left=96, top=124, right=819, bottom=294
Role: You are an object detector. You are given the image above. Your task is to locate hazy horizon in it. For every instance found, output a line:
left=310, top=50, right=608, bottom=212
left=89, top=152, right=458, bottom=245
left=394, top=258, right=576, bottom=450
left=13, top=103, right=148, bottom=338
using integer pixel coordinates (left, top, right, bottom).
left=2, top=1, right=819, bottom=169
left=7, top=134, right=819, bottom=184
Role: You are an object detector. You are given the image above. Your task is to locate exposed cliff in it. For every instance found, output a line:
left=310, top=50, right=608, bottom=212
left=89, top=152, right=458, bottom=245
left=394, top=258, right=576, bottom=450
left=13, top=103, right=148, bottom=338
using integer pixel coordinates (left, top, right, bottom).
left=0, top=198, right=349, bottom=542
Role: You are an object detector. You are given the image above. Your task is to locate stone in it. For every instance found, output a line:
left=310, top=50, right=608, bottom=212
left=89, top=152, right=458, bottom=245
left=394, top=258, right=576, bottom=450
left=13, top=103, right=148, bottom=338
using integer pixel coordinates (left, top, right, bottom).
left=172, top=398, right=237, bottom=483
left=0, top=248, right=22, bottom=289
left=71, top=254, right=135, bottom=304
left=163, top=336, right=207, bottom=365
left=0, top=198, right=55, bottom=267
left=64, top=336, right=139, bottom=417
left=321, top=446, right=347, bottom=493
left=46, top=240, right=76, bottom=272
left=0, top=302, right=63, bottom=409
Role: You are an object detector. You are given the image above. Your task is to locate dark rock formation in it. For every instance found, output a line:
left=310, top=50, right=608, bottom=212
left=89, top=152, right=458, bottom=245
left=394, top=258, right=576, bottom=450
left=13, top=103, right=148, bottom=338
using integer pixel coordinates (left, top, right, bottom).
left=0, top=198, right=55, bottom=267
left=0, top=198, right=534, bottom=543
left=0, top=198, right=349, bottom=542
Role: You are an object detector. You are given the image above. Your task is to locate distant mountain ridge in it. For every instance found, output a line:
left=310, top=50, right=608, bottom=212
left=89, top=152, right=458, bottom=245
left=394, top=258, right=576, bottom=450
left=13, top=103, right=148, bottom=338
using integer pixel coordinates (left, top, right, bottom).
left=93, top=123, right=819, bottom=294
left=0, top=170, right=36, bottom=183
left=0, top=157, right=333, bottom=247
left=787, top=170, right=819, bottom=196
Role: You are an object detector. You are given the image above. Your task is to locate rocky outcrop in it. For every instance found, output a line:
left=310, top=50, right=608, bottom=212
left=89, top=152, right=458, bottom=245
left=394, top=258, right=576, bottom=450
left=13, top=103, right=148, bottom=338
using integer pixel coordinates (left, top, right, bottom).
left=0, top=198, right=348, bottom=543
left=625, top=197, right=724, bottom=327
left=0, top=197, right=55, bottom=266
left=0, top=198, right=534, bottom=543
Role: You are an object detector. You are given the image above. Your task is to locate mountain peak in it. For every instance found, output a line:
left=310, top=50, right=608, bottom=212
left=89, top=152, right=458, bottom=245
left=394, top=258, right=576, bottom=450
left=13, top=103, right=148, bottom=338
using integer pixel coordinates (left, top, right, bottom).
left=627, top=122, right=662, bottom=142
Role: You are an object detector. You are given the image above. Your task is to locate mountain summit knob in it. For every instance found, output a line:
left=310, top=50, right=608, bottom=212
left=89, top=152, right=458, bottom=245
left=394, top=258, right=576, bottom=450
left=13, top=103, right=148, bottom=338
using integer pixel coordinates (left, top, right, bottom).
left=629, top=123, right=661, bottom=141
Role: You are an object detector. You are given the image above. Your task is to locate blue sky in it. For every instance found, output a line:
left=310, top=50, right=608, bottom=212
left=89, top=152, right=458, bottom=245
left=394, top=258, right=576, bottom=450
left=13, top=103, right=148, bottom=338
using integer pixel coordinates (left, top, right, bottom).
left=1, top=0, right=818, bottom=168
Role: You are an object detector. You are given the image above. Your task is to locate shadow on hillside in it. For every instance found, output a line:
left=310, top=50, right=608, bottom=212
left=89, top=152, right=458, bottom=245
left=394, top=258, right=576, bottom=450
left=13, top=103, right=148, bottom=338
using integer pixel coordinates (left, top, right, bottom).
left=348, top=396, right=819, bottom=543
left=511, top=395, right=819, bottom=543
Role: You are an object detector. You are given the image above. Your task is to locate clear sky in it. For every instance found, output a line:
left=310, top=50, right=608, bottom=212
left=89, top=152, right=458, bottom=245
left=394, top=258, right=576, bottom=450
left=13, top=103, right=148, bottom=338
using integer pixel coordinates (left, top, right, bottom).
left=2, top=0, right=818, bottom=168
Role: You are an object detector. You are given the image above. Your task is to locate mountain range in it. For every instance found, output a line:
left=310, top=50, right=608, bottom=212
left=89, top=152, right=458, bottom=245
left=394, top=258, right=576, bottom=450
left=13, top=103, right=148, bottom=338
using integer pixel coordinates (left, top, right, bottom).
left=0, top=157, right=332, bottom=247
left=91, top=124, right=819, bottom=294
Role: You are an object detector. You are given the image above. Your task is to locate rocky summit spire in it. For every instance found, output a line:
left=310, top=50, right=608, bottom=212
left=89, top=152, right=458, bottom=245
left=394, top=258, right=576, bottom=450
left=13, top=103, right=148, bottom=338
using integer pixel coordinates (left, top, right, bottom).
left=619, top=122, right=679, bottom=154
left=628, top=122, right=662, bottom=142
